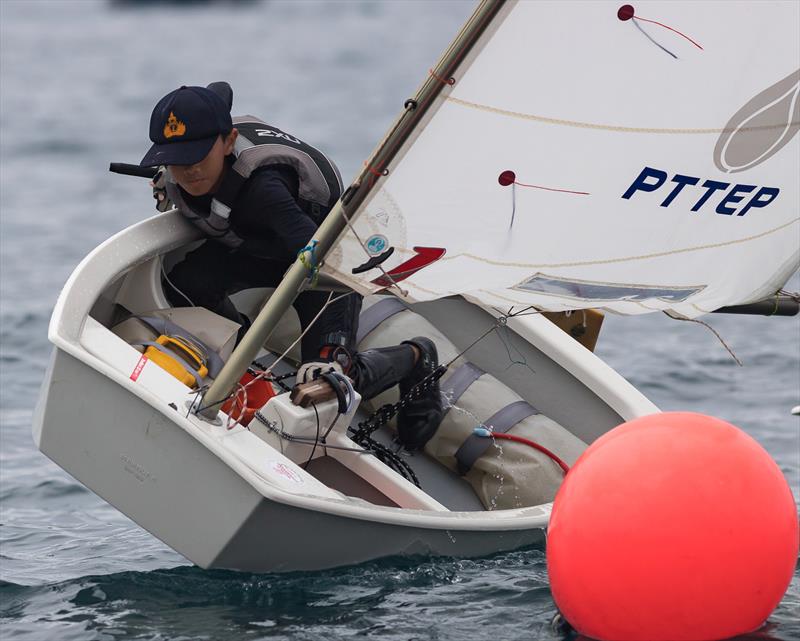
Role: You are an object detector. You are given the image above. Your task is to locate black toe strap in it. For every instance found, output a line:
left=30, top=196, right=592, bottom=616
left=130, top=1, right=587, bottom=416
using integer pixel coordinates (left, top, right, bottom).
left=320, top=371, right=348, bottom=414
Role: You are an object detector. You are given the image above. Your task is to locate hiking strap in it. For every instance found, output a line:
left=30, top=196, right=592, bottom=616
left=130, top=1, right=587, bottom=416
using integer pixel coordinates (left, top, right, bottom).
left=455, top=400, right=540, bottom=475
left=441, top=362, right=485, bottom=409
left=356, top=298, right=408, bottom=344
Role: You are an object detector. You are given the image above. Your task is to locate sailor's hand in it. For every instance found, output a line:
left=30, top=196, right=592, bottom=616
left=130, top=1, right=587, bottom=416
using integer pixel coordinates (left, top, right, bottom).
left=296, top=360, right=343, bottom=384
left=150, top=166, right=171, bottom=212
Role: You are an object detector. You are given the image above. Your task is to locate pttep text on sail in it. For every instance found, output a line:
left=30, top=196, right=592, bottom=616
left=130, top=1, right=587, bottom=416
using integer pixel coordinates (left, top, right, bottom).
left=622, top=166, right=780, bottom=216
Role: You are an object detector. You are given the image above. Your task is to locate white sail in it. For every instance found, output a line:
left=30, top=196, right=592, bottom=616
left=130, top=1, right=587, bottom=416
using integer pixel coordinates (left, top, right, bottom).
left=323, top=0, right=800, bottom=317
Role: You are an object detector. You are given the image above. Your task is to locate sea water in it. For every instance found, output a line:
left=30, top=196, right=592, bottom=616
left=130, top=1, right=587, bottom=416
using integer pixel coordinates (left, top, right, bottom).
left=1, top=1, right=798, bottom=639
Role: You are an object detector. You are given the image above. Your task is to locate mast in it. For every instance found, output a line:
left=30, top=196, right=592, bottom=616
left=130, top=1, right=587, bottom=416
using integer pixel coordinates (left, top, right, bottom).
left=198, top=0, right=508, bottom=419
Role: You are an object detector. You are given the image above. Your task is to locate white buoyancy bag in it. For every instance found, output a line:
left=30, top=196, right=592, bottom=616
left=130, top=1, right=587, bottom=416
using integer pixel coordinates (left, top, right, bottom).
left=357, top=298, right=586, bottom=510
left=263, top=295, right=587, bottom=510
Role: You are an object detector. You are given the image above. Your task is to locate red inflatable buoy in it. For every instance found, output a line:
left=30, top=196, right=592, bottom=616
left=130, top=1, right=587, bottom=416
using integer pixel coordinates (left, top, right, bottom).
left=547, top=412, right=798, bottom=641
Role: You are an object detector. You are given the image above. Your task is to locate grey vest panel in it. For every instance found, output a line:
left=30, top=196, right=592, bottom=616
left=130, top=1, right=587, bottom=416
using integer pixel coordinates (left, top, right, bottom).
left=232, top=117, right=342, bottom=209
left=166, top=177, right=242, bottom=248
left=168, top=115, right=342, bottom=249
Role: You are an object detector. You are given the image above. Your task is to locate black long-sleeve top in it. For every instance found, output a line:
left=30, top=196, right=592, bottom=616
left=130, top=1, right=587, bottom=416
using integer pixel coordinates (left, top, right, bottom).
left=182, top=160, right=318, bottom=260
left=178, top=158, right=361, bottom=360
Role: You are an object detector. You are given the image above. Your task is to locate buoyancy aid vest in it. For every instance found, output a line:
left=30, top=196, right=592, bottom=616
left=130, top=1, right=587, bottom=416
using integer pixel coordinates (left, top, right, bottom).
left=165, top=116, right=343, bottom=250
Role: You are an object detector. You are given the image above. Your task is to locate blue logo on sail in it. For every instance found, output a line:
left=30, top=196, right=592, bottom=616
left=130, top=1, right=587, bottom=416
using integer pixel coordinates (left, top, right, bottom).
left=366, top=234, right=388, bottom=256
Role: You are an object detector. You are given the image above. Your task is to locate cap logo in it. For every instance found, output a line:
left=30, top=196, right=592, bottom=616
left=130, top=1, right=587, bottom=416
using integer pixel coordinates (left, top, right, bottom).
left=163, top=112, right=186, bottom=139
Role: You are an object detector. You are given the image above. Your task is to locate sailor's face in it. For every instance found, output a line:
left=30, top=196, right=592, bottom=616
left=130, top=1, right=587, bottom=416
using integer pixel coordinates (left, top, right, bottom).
left=170, top=129, right=237, bottom=196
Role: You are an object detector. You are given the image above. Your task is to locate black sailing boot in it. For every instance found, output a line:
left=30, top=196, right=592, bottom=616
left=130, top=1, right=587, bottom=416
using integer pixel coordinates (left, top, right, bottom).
left=397, top=337, right=444, bottom=450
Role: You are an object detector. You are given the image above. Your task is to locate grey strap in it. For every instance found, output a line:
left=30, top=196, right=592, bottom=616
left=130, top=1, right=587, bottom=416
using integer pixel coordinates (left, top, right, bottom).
left=137, top=316, right=225, bottom=378
left=455, top=400, right=540, bottom=475
left=441, top=362, right=485, bottom=409
left=134, top=341, right=205, bottom=388
left=210, top=198, right=232, bottom=219
left=356, top=298, right=408, bottom=344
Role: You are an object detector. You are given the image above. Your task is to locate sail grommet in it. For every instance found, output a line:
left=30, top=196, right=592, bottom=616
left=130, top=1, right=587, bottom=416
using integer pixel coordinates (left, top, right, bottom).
left=404, top=99, right=418, bottom=110
left=617, top=4, right=635, bottom=21
left=498, top=170, right=516, bottom=186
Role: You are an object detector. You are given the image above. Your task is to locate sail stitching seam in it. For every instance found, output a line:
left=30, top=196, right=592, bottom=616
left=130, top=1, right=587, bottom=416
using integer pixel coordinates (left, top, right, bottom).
left=325, top=213, right=797, bottom=299
left=446, top=96, right=800, bottom=134
left=432, top=217, right=800, bottom=270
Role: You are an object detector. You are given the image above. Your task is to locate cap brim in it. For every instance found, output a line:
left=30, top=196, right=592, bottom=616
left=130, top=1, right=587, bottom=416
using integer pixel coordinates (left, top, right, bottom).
left=139, top=136, right=217, bottom=167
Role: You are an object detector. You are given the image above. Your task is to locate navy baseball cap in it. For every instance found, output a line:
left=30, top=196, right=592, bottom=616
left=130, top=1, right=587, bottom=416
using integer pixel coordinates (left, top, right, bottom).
left=140, top=85, right=233, bottom=167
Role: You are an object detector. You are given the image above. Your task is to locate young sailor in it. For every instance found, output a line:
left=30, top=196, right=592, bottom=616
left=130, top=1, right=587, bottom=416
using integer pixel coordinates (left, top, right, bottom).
left=139, top=84, right=443, bottom=449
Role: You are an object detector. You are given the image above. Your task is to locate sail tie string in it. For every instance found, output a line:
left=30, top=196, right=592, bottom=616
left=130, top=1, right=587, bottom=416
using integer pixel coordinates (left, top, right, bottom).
left=363, top=160, right=389, bottom=179
left=428, top=68, right=455, bottom=86
left=664, top=312, right=743, bottom=367
left=363, top=159, right=389, bottom=190
left=618, top=5, right=704, bottom=51
left=630, top=18, right=677, bottom=59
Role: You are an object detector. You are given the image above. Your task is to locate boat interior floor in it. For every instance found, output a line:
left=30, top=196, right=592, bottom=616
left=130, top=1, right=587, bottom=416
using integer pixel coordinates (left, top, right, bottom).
left=254, top=350, right=486, bottom=512
left=94, top=283, right=594, bottom=514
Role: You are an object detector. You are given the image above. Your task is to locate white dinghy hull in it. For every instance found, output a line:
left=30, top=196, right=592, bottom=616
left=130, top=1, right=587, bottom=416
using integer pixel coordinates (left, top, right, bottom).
left=33, top=212, right=657, bottom=572
left=35, top=348, right=544, bottom=572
